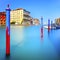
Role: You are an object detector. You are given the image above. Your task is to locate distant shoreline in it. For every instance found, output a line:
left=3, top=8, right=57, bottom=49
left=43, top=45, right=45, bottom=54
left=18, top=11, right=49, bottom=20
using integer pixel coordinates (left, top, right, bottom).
left=0, top=24, right=40, bottom=27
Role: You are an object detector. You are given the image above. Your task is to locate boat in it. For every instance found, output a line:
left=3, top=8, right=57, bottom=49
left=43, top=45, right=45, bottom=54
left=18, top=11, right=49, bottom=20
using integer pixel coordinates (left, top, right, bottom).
left=44, top=26, right=51, bottom=29
left=56, top=26, right=60, bottom=29
left=44, top=25, right=56, bottom=29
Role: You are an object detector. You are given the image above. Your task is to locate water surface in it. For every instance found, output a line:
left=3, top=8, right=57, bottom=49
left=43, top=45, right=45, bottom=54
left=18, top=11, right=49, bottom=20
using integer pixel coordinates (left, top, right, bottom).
left=0, top=26, right=60, bottom=60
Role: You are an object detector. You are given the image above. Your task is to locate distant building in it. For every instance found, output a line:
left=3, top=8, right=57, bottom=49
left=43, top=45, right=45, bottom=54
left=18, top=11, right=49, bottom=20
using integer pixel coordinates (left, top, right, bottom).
left=0, top=12, right=6, bottom=25
left=10, top=8, right=32, bottom=25
left=55, top=18, right=60, bottom=25
left=33, top=18, right=40, bottom=25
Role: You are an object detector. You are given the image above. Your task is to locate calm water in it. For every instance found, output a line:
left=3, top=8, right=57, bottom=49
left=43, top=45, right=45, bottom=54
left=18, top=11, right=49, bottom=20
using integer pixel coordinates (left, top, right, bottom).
left=0, top=25, right=60, bottom=60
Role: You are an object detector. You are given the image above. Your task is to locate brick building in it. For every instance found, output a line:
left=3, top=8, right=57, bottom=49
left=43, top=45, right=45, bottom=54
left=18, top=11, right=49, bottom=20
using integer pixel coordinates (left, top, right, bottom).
left=0, top=12, right=6, bottom=25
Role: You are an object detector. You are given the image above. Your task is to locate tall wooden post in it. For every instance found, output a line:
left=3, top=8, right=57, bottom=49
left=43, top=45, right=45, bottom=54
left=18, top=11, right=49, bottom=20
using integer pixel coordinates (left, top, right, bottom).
left=6, top=4, right=11, bottom=56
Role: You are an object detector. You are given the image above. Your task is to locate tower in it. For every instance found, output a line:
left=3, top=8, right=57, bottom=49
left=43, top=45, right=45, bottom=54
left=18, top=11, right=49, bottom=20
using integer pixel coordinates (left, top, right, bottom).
left=6, top=4, right=11, bottom=56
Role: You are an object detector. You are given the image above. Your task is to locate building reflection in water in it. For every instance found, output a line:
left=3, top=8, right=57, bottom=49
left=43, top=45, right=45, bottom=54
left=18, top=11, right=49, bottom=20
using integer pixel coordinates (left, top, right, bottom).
left=11, top=26, right=24, bottom=46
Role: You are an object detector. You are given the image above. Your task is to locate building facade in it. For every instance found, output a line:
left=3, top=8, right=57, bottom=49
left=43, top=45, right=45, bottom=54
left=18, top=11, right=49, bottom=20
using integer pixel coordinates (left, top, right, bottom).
left=0, top=12, right=6, bottom=25
left=55, top=18, right=60, bottom=25
left=10, top=8, right=32, bottom=25
left=33, top=18, right=40, bottom=25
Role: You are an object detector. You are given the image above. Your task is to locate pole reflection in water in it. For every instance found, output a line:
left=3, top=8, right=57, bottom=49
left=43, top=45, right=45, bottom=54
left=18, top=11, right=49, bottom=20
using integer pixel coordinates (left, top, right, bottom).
left=48, top=19, right=50, bottom=33
left=48, top=30, right=60, bottom=59
left=40, top=27, right=43, bottom=40
left=40, top=17, right=44, bottom=40
left=5, top=55, right=10, bottom=60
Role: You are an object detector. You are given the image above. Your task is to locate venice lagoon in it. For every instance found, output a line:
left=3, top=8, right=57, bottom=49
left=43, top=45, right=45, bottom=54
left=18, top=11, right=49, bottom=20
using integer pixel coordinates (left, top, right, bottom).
left=0, top=25, right=60, bottom=60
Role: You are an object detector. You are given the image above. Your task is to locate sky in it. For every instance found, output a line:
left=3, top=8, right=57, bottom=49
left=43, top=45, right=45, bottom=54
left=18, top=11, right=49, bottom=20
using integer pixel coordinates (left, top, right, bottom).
left=0, top=0, right=60, bottom=23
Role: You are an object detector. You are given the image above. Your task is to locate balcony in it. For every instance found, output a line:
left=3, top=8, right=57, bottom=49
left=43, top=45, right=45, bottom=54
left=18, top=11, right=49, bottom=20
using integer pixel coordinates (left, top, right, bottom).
left=23, top=13, right=30, bottom=16
left=23, top=17, right=31, bottom=21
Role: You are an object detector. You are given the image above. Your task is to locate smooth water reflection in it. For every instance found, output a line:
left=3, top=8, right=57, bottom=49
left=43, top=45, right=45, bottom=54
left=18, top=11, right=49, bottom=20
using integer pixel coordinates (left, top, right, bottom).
left=0, top=26, right=60, bottom=60
left=11, top=26, right=24, bottom=46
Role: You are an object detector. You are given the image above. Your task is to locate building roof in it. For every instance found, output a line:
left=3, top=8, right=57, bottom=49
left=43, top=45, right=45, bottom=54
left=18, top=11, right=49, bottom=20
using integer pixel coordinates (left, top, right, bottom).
left=16, top=8, right=23, bottom=10
left=0, top=12, right=6, bottom=15
left=11, top=8, right=30, bottom=13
